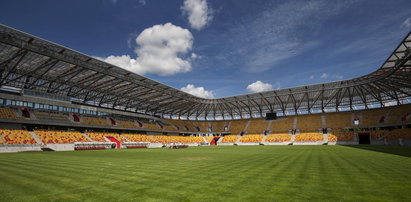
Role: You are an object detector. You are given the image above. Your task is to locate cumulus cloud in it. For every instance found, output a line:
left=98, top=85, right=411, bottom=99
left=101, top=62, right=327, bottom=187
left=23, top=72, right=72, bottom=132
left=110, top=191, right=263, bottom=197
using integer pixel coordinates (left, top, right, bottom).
left=401, top=17, right=411, bottom=28
left=320, top=73, right=329, bottom=79
left=246, top=81, right=274, bottom=93
left=181, top=84, right=215, bottom=98
left=102, top=23, right=193, bottom=76
left=181, top=0, right=213, bottom=30
left=309, top=75, right=315, bottom=79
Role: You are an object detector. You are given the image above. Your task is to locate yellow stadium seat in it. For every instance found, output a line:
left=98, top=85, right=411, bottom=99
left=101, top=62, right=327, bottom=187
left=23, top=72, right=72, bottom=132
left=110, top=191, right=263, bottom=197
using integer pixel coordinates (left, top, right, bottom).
left=221, top=135, right=239, bottom=143
left=240, top=134, right=263, bottom=142
left=295, top=133, right=324, bottom=142
left=35, top=130, right=90, bottom=144
left=0, top=129, right=36, bottom=144
left=265, top=133, right=291, bottom=142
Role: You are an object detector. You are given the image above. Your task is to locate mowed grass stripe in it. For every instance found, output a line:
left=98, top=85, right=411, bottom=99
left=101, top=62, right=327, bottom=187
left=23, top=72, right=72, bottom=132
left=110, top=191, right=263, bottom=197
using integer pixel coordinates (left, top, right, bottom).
left=0, top=145, right=410, bottom=201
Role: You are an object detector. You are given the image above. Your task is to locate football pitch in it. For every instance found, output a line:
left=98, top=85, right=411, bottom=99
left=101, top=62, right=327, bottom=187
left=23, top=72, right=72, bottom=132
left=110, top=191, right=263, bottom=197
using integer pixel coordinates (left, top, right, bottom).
left=0, top=145, right=410, bottom=201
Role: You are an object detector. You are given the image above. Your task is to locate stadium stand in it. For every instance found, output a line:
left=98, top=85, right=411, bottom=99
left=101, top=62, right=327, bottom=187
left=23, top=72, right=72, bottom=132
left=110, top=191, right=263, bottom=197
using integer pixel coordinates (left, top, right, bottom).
left=143, top=122, right=161, bottom=130
left=297, top=114, right=322, bottom=132
left=0, top=108, right=22, bottom=120
left=150, top=135, right=178, bottom=144
left=82, top=117, right=111, bottom=126
left=34, top=111, right=69, bottom=123
left=270, top=117, right=294, bottom=133
left=328, top=131, right=355, bottom=142
left=172, top=136, right=205, bottom=143
left=190, top=121, right=206, bottom=132
left=86, top=132, right=127, bottom=142
left=229, top=120, right=248, bottom=134
left=265, top=133, right=292, bottom=142
left=359, top=108, right=386, bottom=127
left=0, top=129, right=36, bottom=144
left=122, top=134, right=157, bottom=143
left=246, top=119, right=268, bottom=134
left=240, top=134, right=263, bottom=142
left=221, top=135, right=240, bottom=143
left=182, top=120, right=200, bottom=131
left=167, top=119, right=190, bottom=131
left=387, top=128, right=411, bottom=140
left=85, top=132, right=120, bottom=142
left=325, top=112, right=353, bottom=128
left=205, top=136, right=215, bottom=143
left=370, top=130, right=386, bottom=141
left=85, top=132, right=108, bottom=142
left=189, top=136, right=206, bottom=143
left=328, top=134, right=337, bottom=142
left=212, top=121, right=229, bottom=132
left=117, top=120, right=140, bottom=128
left=384, top=105, right=411, bottom=125
left=35, top=130, right=89, bottom=144
left=161, top=124, right=178, bottom=131
left=295, top=133, right=324, bottom=142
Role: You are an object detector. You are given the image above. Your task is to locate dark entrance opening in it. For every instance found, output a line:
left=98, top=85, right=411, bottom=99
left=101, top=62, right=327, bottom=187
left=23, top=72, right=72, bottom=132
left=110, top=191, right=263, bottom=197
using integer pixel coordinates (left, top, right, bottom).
left=72, top=113, right=80, bottom=122
left=20, top=107, right=30, bottom=118
left=358, top=133, right=370, bottom=144
left=108, top=117, right=116, bottom=125
left=210, top=137, right=220, bottom=145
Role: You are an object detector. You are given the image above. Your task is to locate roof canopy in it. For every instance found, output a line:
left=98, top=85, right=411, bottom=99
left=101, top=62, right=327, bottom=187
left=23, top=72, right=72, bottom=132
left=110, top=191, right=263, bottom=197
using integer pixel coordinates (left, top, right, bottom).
left=0, top=24, right=410, bottom=120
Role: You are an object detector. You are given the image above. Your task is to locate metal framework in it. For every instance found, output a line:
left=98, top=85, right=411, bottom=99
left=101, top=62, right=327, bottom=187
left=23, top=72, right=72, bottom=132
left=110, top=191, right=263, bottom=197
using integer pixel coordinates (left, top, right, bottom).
left=0, top=24, right=410, bottom=120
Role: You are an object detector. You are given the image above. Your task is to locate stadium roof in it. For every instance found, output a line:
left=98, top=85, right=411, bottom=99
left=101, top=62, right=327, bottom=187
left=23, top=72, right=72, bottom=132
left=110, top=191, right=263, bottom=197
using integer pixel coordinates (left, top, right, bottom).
left=0, top=24, right=410, bottom=120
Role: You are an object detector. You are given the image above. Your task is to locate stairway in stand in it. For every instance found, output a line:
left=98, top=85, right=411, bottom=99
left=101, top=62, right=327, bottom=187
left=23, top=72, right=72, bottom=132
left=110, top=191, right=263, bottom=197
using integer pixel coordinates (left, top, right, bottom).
left=243, top=120, right=251, bottom=133
left=121, top=135, right=131, bottom=142
left=202, top=136, right=207, bottom=143
left=261, top=135, right=267, bottom=144
left=235, top=135, right=243, bottom=144
left=82, top=133, right=93, bottom=141
left=29, top=131, right=43, bottom=145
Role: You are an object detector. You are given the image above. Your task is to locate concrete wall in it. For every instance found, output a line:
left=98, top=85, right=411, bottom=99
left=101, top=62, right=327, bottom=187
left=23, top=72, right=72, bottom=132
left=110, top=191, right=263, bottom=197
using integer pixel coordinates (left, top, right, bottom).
left=0, top=144, right=42, bottom=152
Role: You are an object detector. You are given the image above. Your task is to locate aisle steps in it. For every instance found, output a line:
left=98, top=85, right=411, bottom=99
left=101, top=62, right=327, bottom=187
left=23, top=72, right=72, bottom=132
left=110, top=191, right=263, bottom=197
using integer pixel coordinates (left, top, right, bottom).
left=82, top=133, right=94, bottom=141
left=243, top=120, right=251, bottom=132
left=261, top=135, right=267, bottom=143
left=29, top=131, right=43, bottom=145
left=235, top=135, right=243, bottom=144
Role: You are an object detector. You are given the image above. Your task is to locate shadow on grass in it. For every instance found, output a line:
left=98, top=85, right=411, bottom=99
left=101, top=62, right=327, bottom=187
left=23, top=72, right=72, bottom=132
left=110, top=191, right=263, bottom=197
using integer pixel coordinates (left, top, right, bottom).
left=342, top=145, right=411, bottom=158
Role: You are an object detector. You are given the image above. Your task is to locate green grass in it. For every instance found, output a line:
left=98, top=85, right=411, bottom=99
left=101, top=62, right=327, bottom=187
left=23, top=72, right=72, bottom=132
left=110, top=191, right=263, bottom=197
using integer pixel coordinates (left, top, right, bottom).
left=0, top=145, right=411, bottom=202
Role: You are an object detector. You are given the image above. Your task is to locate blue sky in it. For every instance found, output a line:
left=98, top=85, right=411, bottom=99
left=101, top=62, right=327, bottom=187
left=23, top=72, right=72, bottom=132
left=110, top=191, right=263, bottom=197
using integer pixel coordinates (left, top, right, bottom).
left=1, top=0, right=410, bottom=98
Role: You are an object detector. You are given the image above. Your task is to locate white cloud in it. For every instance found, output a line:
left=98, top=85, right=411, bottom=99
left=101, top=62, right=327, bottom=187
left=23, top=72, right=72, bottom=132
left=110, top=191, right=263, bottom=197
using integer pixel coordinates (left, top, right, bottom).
left=335, top=75, right=343, bottom=79
left=139, top=0, right=146, bottom=5
left=181, top=0, right=213, bottom=30
left=102, top=23, right=193, bottom=76
left=309, top=75, right=315, bottom=79
left=320, top=73, right=328, bottom=79
left=246, top=81, right=274, bottom=93
left=191, top=53, right=200, bottom=59
left=401, top=17, right=411, bottom=28
left=181, top=84, right=215, bottom=98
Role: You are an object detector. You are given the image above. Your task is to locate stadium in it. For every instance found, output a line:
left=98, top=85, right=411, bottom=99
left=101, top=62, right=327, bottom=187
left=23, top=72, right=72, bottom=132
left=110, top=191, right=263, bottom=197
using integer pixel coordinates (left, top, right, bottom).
left=1, top=1, right=411, bottom=201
